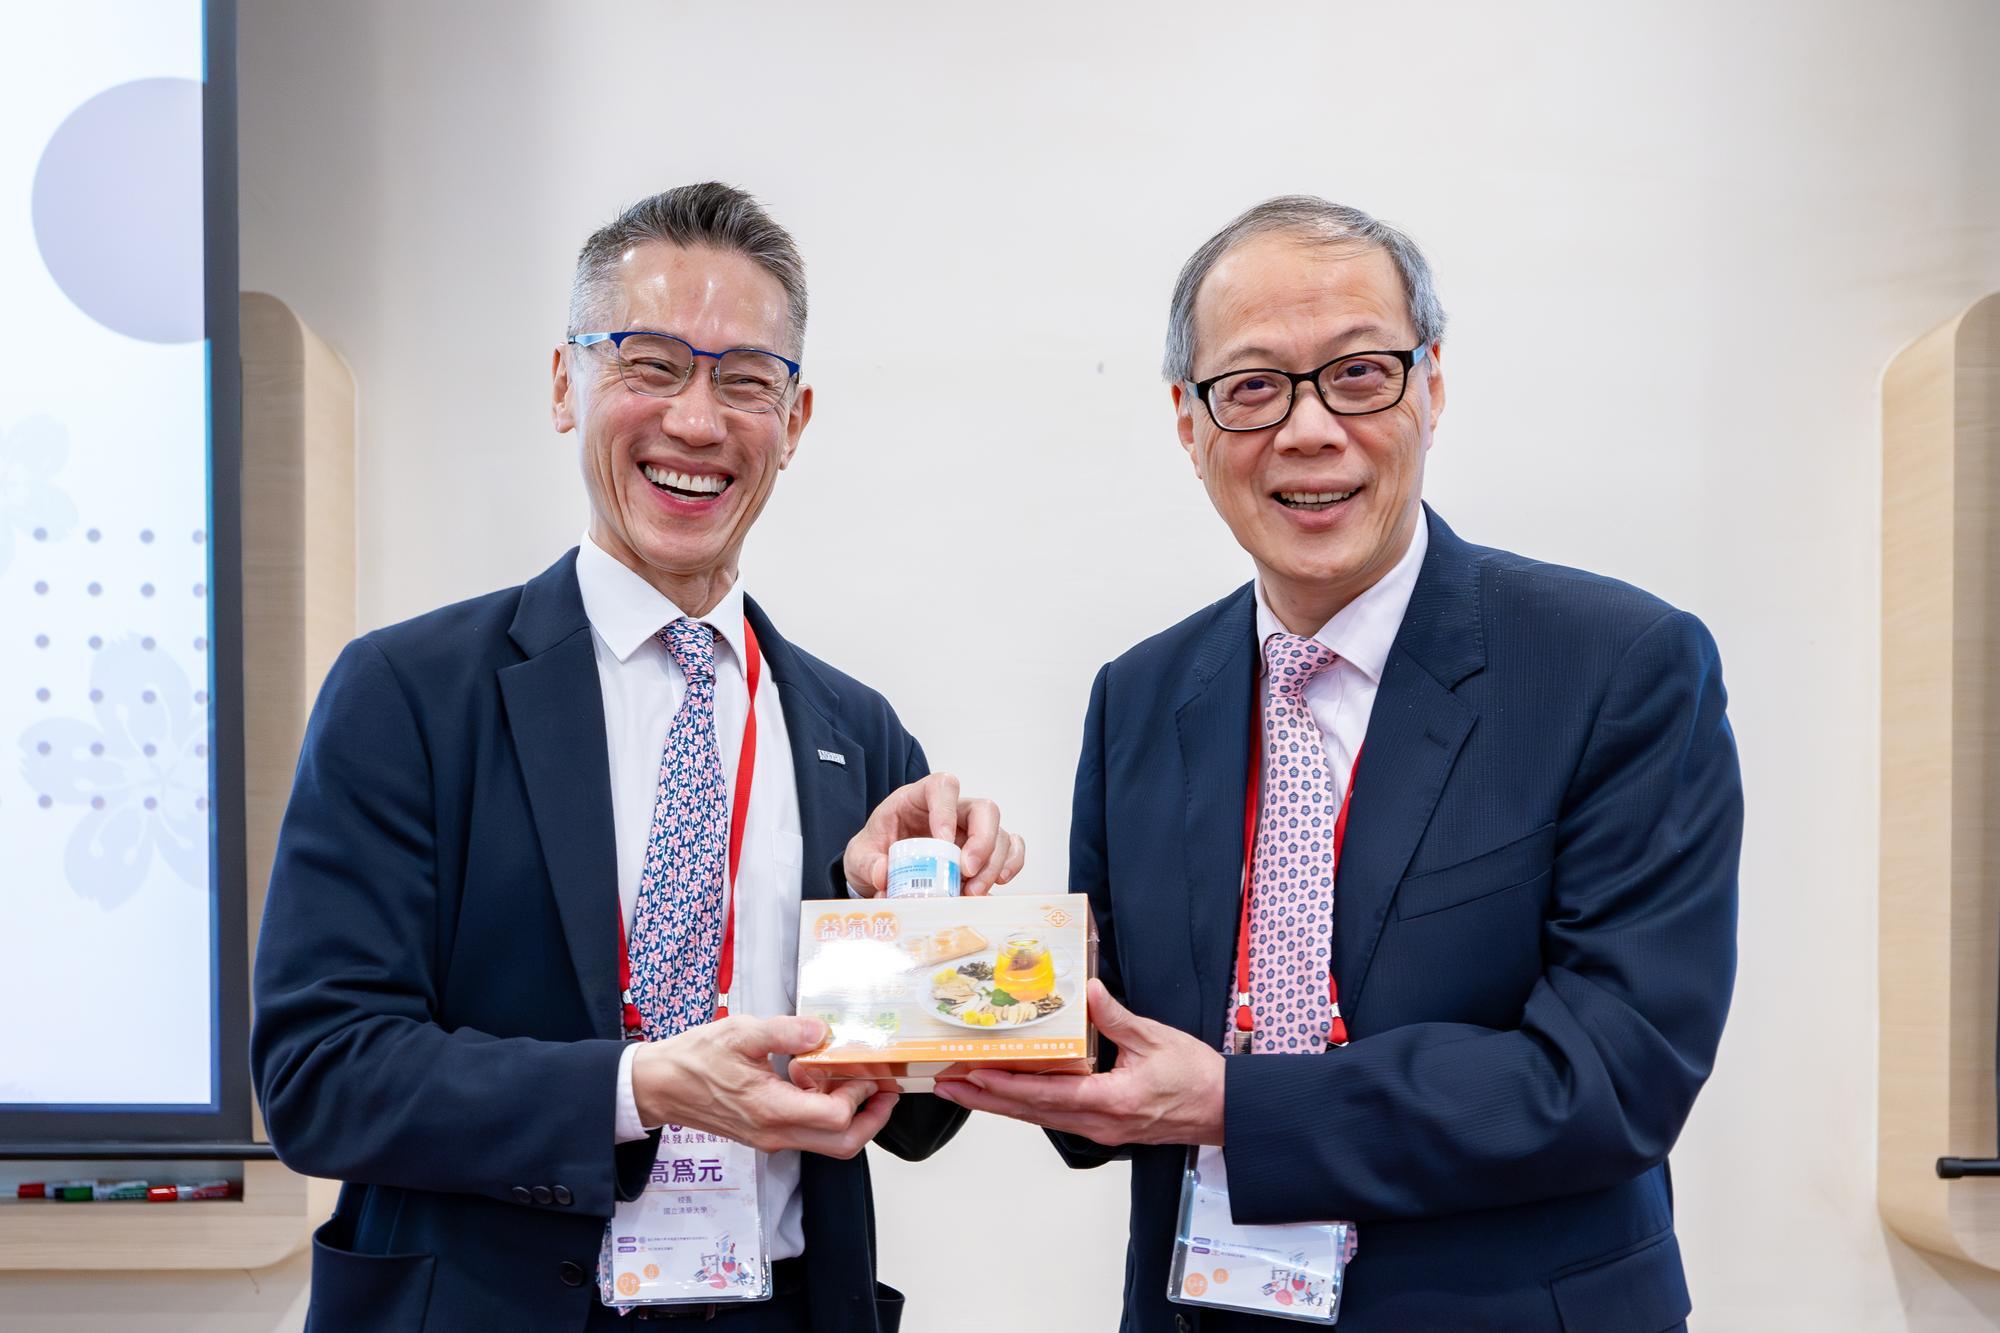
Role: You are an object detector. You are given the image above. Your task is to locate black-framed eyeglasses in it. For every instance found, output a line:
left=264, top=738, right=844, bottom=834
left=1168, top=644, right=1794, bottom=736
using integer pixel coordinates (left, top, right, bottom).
left=1190, top=345, right=1430, bottom=432
left=567, top=330, right=801, bottom=414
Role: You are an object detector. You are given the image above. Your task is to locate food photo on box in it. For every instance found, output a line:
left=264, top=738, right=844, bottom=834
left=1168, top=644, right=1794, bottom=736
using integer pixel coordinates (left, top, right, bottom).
left=791, top=894, right=1098, bottom=1092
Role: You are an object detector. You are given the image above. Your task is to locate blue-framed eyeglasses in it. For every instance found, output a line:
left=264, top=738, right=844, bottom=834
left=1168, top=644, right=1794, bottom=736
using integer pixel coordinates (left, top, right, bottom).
left=568, top=330, right=801, bottom=413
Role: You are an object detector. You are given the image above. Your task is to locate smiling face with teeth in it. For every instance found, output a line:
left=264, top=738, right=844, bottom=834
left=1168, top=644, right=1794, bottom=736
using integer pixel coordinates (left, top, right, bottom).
left=552, top=242, right=811, bottom=615
left=1173, top=235, right=1444, bottom=636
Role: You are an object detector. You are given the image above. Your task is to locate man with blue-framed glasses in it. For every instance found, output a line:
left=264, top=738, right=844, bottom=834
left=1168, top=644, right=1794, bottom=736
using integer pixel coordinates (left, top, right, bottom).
left=254, top=182, right=1020, bottom=1333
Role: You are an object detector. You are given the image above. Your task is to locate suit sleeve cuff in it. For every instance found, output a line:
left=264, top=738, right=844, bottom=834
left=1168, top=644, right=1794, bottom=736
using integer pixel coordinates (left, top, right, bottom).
left=615, top=1041, right=652, bottom=1143
left=1222, top=1051, right=1329, bottom=1224
left=830, top=853, right=872, bottom=898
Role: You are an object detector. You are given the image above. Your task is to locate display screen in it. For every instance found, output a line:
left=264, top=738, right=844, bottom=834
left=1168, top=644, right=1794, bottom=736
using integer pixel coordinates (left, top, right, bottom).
left=0, top=1, right=247, bottom=1145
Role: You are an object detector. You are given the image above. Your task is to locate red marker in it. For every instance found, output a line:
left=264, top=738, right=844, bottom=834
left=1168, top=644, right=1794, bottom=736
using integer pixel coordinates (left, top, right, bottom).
left=145, top=1180, right=237, bottom=1202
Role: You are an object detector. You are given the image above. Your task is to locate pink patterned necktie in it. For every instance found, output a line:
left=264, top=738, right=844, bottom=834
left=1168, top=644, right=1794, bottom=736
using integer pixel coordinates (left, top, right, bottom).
left=1249, top=631, right=1342, bottom=1054
left=626, top=618, right=729, bottom=1039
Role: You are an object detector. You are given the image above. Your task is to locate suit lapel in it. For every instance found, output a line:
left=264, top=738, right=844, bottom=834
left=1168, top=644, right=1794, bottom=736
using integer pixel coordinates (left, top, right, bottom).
left=1336, top=507, right=1485, bottom=1016
left=1174, top=586, right=1259, bottom=1042
left=497, top=551, right=623, bottom=1040
left=746, top=599, right=866, bottom=905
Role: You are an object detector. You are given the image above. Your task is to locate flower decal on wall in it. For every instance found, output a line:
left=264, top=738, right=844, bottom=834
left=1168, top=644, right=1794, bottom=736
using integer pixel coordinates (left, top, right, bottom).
left=0, top=414, right=79, bottom=573
left=20, top=636, right=207, bottom=907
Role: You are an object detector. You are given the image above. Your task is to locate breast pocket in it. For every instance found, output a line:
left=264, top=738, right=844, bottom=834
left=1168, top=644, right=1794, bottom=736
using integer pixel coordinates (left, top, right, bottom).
left=769, top=827, right=807, bottom=903
left=773, top=828, right=804, bottom=869
left=1395, top=822, right=1556, bottom=920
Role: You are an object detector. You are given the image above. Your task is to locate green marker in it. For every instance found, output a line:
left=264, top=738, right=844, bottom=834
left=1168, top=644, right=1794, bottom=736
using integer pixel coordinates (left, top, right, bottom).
left=15, top=1179, right=92, bottom=1200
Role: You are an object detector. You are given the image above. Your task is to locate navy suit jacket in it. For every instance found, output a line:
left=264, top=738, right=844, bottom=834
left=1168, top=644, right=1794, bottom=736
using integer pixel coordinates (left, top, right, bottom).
left=251, top=551, right=965, bottom=1333
left=1062, top=508, right=1739, bottom=1332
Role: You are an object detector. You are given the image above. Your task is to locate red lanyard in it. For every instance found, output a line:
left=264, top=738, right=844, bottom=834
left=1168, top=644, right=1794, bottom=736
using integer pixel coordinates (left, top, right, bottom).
left=1234, top=692, right=1361, bottom=1051
left=617, top=617, right=762, bottom=1039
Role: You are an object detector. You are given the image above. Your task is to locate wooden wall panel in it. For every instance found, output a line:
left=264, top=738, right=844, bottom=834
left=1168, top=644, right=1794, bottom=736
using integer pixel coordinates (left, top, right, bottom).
left=1880, top=292, right=2000, bottom=1266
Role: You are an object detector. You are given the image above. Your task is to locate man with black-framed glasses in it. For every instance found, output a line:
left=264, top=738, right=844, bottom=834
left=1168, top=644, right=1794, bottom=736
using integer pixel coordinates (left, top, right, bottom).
left=253, top=182, right=1022, bottom=1332
left=939, top=195, right=1740, bottom=1331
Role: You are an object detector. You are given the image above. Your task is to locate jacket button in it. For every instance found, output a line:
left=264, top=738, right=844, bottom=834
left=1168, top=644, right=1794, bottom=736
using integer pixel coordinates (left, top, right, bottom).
left=532, top=1185, right=554, bottom=1205
left=558, top=1260, right=584, bottom=1287
left=553, top=1185, right=573, bottom=1205
left=511, top=1186, right=532, bottom=1205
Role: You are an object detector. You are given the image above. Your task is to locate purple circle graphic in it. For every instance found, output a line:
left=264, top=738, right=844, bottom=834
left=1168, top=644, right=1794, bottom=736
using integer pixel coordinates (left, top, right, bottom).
left=32, top=77, right=203, bottom=344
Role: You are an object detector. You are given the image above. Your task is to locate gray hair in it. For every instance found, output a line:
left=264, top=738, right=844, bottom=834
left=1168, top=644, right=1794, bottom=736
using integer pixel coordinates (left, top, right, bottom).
left=567, top=182, right=808, bottom=357
left=1162, top=195, right=1446, bottom=381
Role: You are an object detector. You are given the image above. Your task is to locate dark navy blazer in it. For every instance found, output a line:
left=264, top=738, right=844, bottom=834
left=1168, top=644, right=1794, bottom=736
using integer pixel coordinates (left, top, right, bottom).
left=1061, top=507, right=1739, bottom=1332
left=251, top=551, right=965, bottom=1333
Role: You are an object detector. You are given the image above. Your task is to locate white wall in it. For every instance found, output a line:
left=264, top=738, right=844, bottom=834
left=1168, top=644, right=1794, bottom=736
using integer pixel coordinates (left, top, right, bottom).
left=11, top=1, right=1997, bottom=1327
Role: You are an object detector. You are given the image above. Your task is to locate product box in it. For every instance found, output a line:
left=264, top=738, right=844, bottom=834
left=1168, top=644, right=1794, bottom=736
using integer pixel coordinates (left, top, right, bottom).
left=792, top=894, right=1097, bottom=1091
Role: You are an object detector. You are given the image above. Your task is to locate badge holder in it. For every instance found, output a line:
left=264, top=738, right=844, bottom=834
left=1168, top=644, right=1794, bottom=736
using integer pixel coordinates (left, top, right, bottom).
left=598, top=1127, right=772, bottom=1308
left=1169, top=1144, right=1353, bottom=1325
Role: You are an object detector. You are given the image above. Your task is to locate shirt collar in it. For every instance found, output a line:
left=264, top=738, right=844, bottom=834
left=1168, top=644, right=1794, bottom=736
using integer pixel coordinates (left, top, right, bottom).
left=1253, top=511, right=1429, bottom=684
left=575, top=534, right=749, bottom=672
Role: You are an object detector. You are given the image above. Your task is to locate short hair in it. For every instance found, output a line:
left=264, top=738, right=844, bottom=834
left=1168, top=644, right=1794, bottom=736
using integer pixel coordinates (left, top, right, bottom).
left=1162, top=195, right=1446, bottom=381
left=567, top=182, right=808, bottom=357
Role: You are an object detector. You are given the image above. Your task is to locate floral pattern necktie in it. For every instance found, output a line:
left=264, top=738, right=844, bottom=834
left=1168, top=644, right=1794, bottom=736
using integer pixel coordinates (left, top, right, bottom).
left=626, top=618, right=728, bottom=1039
left=1249, top=632, right=1342, bottom=1053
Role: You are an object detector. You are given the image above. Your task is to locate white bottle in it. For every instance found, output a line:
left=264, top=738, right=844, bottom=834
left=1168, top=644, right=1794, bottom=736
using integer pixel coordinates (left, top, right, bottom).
left=886, top=838, right=962, bottom=898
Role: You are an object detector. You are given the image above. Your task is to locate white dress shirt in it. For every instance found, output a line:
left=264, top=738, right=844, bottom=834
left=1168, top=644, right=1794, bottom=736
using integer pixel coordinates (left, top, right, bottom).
left=576, top=535, right=806, bottom=1262
left=1253, top=516, right=1429, bottom=801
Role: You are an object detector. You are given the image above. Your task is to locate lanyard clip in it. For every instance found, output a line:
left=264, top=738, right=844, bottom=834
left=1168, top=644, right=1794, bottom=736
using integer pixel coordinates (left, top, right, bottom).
left=714, top=990, right=732, bottom=1021
left=621, top=988, right=645, bottom=1041
left=1232, top=994, right=1254, bottom=1056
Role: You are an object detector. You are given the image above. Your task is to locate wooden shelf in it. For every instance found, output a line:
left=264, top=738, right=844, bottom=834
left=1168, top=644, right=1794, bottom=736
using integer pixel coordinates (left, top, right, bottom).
left=1880, top=292, right=2000, bottom=1267
left=0, top=294, right=355, bottom=1270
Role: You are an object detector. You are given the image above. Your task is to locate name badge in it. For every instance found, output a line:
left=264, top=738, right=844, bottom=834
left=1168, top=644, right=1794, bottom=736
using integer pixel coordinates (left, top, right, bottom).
left=598, top=1129, right=771, bottom=1308
left=1168, top=1145, right=1354, bottom=1324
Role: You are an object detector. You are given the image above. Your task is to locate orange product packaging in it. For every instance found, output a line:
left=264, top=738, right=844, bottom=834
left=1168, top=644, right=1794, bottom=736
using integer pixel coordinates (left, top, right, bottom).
left=792, top=894, right=1097, bottom=1092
